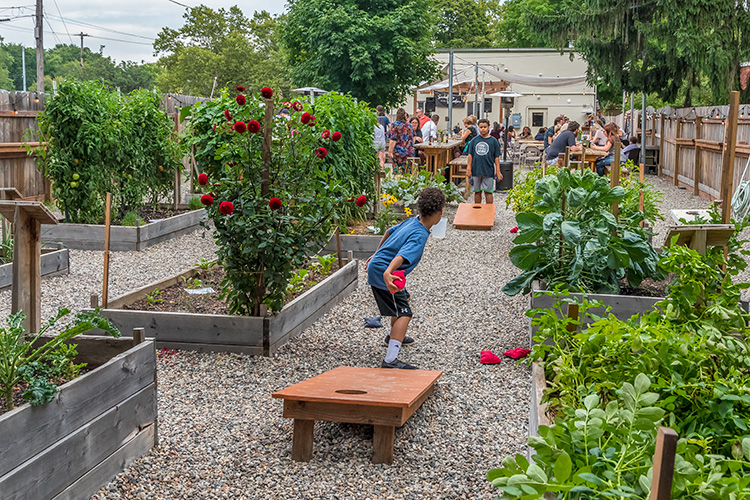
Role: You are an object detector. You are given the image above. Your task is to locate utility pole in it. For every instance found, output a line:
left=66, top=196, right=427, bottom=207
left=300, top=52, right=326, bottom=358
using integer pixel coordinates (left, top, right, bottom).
left=448, top=50, right=453, bottom=135
left=35, top=0, right=43, bottom=94
left=77, top=33, right=89, bottom=68
left=474, top=62, right=479, bottom=118
left=21, top=45, right=26, bottom=91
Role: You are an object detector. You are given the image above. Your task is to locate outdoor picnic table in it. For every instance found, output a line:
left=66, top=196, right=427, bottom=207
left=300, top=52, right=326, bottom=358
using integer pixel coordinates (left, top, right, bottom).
left=414, top=139, right=463, bottom=176
left=572, top=147, right=608, bottom=171
left=517, top=139, right=544, bottom=146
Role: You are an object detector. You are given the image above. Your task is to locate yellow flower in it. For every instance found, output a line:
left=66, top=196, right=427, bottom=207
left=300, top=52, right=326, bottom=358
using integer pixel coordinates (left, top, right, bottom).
left=405, top=207, right=412, bottom=217
left=348, top=229, right=355, bottom=235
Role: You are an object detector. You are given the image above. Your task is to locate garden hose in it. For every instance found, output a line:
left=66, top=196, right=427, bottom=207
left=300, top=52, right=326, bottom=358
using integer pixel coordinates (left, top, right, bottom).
left=731, top=156, right=750, bottom=222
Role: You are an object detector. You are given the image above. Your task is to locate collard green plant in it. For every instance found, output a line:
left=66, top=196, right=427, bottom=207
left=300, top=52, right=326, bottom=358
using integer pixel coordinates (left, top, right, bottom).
left=503, top=168, right=661, bottom=296
left=505, top=163, right=560, bottom=214
left=618, top=161, right=664, bottom=225
left=0, top=308, right=121, bottom=411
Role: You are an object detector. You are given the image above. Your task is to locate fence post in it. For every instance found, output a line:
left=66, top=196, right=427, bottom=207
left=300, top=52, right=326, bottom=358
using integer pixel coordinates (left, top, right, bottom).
left=611, top=141, right=621, bottom=221
left=721, top=91, right=741, bottom=224
left=674, top=118, right=682, bottom=186
left=649, top=427, right=679, bottom=500
left=658, top=114, right=665, bottom=177
left=694, top=117, right=702, bottom=197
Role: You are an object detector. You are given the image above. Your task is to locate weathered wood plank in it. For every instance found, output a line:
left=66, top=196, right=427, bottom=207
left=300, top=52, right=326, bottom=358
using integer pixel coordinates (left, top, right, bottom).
left=138, top=209, right=205, bottom=241
left=282, top=399, right=403, bottom=426
left=51, top=424, right=155, bottom=500
left=372, top=425, right=395, bottom=465
left=269, top=259, right=358, bottom=345
left=0, top=248, right=69, bottom=290
left=95, top=309, right=266, bottom=346
left=291, top=419, right=314, bottom=462
left=323, top=234, right=381, bottom=259
left=0, top=341, right=155, bottom=475
left=152, top=340, right=264, bottom=356
left=106, top=266, right=202, bottom=310
left=29, top=334, right=137, bottom=368
left=0, top=383, right=156, bottom=500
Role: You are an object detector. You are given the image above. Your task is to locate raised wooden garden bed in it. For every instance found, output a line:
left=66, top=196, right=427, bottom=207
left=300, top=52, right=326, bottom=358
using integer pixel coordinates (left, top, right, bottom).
left=40, top=209, right=205, bottom=251
left=90, top=253, right=359, bottom=356
left=323, top=234, right=381, bottom=259
left=0, top=247, right=69, bottom=290
left=0, top=336, right=157, bottom=500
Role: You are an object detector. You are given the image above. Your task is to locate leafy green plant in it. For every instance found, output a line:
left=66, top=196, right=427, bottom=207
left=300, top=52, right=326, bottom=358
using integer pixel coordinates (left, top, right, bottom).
left=120, top=211, right=142, bottom=227
left=287, top=268, right=315, bottom=295
left=506, top=163, right=560, bottom=214
left=181, top=277, right=203, bottom=289
left=371, top=193, right=401, bottom=235
left=503, top=168, right=661, bottom=296
left=618, top=161, right=664, bottom=225
left=315, top=253, right=337, bottom=275
left=0, top=233, right=13, bottom=265
left=145, top=289, right=164, bottom=305
left=194, top=258, right=217, bottom=270
left=0, top=308, right=120, bottom=410
left=188, top=196, right=204, bottom=210
left=381, top=168, right=463, bottom=207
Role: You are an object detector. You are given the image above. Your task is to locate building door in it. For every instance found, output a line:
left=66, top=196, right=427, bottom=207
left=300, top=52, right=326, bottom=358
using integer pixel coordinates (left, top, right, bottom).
left=529, top=108, right=547, bottom=128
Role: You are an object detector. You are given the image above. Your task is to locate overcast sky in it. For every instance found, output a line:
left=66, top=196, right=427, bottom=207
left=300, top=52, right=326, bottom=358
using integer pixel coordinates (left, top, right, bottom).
left=1, top=1, right=285, bottom=64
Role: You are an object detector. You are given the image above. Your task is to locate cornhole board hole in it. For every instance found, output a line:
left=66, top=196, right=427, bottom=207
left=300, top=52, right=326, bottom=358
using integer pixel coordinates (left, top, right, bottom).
left=272, top=366, right=442, bottom=465
left=453, top=203, right=495, bottom=231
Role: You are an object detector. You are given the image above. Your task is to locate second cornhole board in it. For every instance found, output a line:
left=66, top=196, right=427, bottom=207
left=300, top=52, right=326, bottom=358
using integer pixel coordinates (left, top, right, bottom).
left=272, top=366, right=442, bottom=464
left=453, top=203, right=495, bottom=230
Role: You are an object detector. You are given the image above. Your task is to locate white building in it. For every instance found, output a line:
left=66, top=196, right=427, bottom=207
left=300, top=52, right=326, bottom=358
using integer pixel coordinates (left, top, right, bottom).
left=404, top=48, right=596, bottom=133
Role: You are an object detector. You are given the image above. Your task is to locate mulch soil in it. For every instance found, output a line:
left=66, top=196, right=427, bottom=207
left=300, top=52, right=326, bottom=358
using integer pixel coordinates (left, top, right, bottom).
left=123, top=261, right=342, bottom=315
left=618, top=277, right=669, bottom=297
left=61, top=207, right=194, bottom=226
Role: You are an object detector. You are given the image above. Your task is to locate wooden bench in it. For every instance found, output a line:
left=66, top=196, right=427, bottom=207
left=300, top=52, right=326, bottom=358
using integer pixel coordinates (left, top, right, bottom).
left=449, top=156, right=470, bottom=198
left=272, top=366, right=442, bottom=464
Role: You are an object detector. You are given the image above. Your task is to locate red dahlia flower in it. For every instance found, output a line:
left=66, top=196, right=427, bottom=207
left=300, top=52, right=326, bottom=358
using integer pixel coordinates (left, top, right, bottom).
left=236, top=86, right=245, bottom=92
left=292, top=101, right=303, bottom=111
left=308, top=116, right=316, bottom=126
left=219, top=201, right=235, bottom=215
left=269, top=197, right=283, bottom=210
left=260, top=87, right=273, bottom=98
left=247, top=120, right=261, bottom=133
left=332, top=131, right=342, bottom=142
left=356, top=195, right=367, bottom=207
left=224, top=109, right=232, bottom=121
left=283, top=101, right=291, bottom=108
left=234, top=121, right=247, bottom=134
left=316, top=147, right=328, bottom=159
left=200, top=194, right=214, bottom=206
left=321, top=130, right=331, bottom=139
left=301, top=112, right=312, bottom=124
left=346, top=197, right=354, bottom=202
left=236, top=94, right=246, bottom=105
left=198, top=173, right=208, bottom=185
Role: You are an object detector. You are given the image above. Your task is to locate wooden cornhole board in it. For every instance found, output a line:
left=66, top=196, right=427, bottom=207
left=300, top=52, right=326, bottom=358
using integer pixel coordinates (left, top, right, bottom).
left=272, top=366, right=442, bottom=464
left=453, top=203, right=495, bottom=230
left=662, top=224, right=734, bottom=254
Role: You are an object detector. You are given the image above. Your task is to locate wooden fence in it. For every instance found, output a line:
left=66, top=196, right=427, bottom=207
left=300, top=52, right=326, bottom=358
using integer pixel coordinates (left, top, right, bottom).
left=0, top=90, right=210, bottom=202
left=606, top=103, right=750, bottom=201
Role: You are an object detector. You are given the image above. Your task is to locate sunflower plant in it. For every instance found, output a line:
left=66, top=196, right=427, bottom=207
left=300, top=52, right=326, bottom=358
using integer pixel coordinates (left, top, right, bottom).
left=187, top=86, right=363, bottom=315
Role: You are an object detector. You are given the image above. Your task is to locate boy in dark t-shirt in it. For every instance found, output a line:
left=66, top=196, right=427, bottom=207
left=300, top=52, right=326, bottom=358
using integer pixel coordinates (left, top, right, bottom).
left=365, top=188, right=446, bottom=370
left=467, top=118, right=502, bottom=205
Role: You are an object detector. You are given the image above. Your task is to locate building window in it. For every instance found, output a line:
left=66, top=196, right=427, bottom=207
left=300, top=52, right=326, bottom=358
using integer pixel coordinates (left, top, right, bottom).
left=532, top=112, right=545, bottom=127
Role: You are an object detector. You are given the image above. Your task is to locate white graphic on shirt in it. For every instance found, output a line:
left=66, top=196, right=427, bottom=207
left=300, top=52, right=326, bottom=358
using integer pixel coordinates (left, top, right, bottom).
left=475, top=141, right=490, bottom=156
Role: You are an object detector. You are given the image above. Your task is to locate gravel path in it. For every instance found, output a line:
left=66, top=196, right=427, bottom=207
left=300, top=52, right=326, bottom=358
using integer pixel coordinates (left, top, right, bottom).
left=90, top=201, right=532, bottom=500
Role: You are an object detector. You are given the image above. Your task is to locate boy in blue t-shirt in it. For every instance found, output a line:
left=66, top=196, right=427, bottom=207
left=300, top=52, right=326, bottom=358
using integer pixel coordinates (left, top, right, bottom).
left=365, top=187, right=446, bottom=369
left=467, top=118, right=502, bottom=205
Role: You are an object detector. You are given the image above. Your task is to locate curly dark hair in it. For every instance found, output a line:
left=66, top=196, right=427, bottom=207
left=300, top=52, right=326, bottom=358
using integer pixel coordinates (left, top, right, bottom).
left=418, top=187, right=445, bottom=217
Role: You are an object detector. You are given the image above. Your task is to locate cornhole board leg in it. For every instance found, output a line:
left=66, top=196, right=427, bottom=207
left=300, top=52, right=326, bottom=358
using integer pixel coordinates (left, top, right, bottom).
left=372, top=425, right=395, bottom=464
left=292, top=419, right=314, bottom=461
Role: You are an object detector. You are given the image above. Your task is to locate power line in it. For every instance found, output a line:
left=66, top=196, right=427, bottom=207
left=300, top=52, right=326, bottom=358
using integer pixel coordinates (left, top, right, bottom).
left=51, top=0, right=74, bottom=45
left=44, top=13, right=156, bottom=41
left=0, top=22, right=154, bottom=46
left=43, top=9, right=63, bottom=46
left=167, top=0, right=191, bottom=7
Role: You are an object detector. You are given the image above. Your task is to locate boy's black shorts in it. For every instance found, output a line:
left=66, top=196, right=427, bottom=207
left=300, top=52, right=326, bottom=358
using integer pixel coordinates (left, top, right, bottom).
left=371, top=286, right=412, bottom=318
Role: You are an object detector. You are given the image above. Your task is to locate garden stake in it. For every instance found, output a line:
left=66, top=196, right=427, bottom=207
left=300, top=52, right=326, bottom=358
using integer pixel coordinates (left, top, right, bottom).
left=559, top=189, right=565, bottom=269
left=565, top=303, right=578, bottom=333
left=694, top=117, right=702, bottom=197
left=649, top=427, right=679, bottom=500
left=720, top=91, right=740, bottom=272
left=173, top=112, right=180, bottom=210
left=334, top=217, right=342, bottom=268
left=133, top=327, right=145, bottom=346
left=639, top=162, right=645, bottom=227
left=102, top=192, right=112, bottom=308
left=90, top=293, right=98, bottom=308
left=674, top=118, right=682, bottom=186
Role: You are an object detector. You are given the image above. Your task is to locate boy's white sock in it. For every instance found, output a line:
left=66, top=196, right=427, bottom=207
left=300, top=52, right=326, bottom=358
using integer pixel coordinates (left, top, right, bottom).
left=384, top=339, right=402, bottom=363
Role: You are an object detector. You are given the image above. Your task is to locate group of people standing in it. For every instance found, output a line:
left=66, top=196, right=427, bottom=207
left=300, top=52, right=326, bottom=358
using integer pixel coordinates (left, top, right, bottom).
left=374, top=106, right=440, bottom=174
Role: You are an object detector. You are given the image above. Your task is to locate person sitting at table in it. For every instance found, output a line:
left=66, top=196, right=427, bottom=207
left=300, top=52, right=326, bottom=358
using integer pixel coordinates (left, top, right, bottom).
left=545, top=121, right=581, bottom=165
left=591, top=122, right=607, bottom=147
left=592, top=123, right=620, bottom=176
left=490, top=122, right=502, bottom=141
left=421, top=114, right=439, bottom=143
left=409, top=117, right=426, bottom=165
left=544, top=117, right=561, bottom=150
left=518, top=126, right=532, bottom=140
left=453, top=115, right=479, bottom=159
left=388, top=108, right=415, bottom=175
left=506, top=125, right=516, bottom=142
left=535, top=127, right=547, bottom=141
left=621, top=135, right=641, bottom=164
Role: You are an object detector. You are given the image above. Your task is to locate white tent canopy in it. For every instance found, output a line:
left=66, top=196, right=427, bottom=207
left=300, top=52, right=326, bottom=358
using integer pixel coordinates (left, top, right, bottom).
left=418, top=63, right=588, bottom=92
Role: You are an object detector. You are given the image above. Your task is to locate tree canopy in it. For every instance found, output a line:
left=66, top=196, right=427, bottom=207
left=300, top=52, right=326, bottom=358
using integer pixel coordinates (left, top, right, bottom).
left=282, top=0, right=440, bottom=107
left=153, top=6, right=289, bottom=97
left=432, top=0, right=498, bottom=49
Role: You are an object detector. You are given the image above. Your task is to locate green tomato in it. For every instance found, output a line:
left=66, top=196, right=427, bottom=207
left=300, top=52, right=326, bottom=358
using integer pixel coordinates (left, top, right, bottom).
left=72, top=173, right=80, bottom=180
left=70, top=182, right=78, bottom=188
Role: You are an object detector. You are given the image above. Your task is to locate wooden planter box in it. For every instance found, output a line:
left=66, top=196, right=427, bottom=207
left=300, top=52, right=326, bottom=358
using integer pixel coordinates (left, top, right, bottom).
left=0, top=337, right=157, bottom=500
left=40, top=209, right=206, bottom=251
left=0, top=248, right=69, bottom=290
left=91, top=254, right=359, bottom=356
left=323, top=234, right=382, bottom=259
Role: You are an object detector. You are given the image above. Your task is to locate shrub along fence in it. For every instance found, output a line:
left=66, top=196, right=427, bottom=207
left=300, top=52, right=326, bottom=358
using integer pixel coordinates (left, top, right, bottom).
left=607, top=101, right=750, bottom=203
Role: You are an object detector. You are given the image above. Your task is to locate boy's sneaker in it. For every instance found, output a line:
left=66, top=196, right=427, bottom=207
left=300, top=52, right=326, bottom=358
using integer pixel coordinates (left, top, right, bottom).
left=381, top=358, right=419, bottom=370
left=384, top=335, right=415, bottom=346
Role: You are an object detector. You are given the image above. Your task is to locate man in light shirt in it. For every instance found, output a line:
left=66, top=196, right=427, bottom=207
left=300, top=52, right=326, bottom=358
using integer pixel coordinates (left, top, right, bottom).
left=421, top=114, right=439, bottom=142
left=416, top=108, right=431, bottom=128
